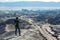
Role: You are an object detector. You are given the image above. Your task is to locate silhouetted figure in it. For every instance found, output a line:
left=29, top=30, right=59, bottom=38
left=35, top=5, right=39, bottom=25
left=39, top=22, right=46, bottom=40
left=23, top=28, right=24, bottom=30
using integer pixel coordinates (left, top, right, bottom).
left=14, top=17, right=21, bottom=36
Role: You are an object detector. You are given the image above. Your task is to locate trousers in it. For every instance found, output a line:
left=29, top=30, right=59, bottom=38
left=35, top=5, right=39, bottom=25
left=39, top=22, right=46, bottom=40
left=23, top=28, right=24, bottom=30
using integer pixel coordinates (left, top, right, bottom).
left=15, top=26, right=21, bottom=36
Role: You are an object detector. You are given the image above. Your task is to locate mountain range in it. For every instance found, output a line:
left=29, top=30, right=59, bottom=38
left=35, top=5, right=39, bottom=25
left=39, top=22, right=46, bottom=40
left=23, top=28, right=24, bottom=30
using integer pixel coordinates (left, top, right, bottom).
left=0, top=1, right=60, bottom=7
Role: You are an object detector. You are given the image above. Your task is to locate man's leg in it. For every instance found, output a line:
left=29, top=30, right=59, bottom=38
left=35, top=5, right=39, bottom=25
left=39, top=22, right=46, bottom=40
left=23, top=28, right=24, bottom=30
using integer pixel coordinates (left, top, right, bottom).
left=18, top=27, right=21, bottom=36
left=15, top=27, right=17, bottom=35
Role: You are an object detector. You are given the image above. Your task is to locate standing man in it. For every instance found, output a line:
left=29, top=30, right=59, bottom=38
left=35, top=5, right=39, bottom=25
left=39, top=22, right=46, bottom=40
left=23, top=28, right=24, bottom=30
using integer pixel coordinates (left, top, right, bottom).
left=14, top=17, right=21, bottom=36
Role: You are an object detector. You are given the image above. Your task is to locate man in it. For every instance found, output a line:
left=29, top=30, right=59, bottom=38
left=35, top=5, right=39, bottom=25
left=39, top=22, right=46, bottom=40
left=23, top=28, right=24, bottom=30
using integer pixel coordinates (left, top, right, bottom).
left=14, top=17, right=21, bottom=36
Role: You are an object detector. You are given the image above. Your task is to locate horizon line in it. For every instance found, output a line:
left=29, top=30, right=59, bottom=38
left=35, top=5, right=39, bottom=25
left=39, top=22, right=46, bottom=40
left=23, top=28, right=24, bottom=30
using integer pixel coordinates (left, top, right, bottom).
left=0, top=1, right=60, bottom=3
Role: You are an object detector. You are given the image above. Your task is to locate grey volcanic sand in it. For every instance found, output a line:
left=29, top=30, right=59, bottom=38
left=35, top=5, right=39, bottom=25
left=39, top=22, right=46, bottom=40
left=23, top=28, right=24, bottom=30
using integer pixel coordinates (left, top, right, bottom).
left=0, top=18, right=46, bottom=40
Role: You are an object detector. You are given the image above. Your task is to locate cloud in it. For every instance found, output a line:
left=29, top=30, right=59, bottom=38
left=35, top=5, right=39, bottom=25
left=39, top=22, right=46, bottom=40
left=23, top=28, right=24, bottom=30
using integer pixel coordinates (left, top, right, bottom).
left=0, top=0, right=19, bottom=2
left=23, top=0, right=60, bottom=2
left=0, top=0, right=60, bottom=2
left=1, top=0, right=6, bottom=1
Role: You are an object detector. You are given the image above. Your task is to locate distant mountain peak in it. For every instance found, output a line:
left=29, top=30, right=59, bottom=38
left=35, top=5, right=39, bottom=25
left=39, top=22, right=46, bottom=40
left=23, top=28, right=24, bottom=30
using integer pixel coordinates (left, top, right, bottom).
left=0, top=1, right=60, bottom=7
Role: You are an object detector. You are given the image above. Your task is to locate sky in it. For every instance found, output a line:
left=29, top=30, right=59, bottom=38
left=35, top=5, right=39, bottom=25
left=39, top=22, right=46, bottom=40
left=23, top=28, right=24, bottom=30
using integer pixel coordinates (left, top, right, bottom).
left=0, top=0, right=60, bottom=7
left=0, top=0, right=60, bottom=2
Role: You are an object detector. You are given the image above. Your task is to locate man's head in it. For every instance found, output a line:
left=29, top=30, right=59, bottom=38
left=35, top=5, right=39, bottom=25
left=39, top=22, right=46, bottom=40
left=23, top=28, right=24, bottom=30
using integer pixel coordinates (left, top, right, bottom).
left=16, top=17, right=18, bottom=19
